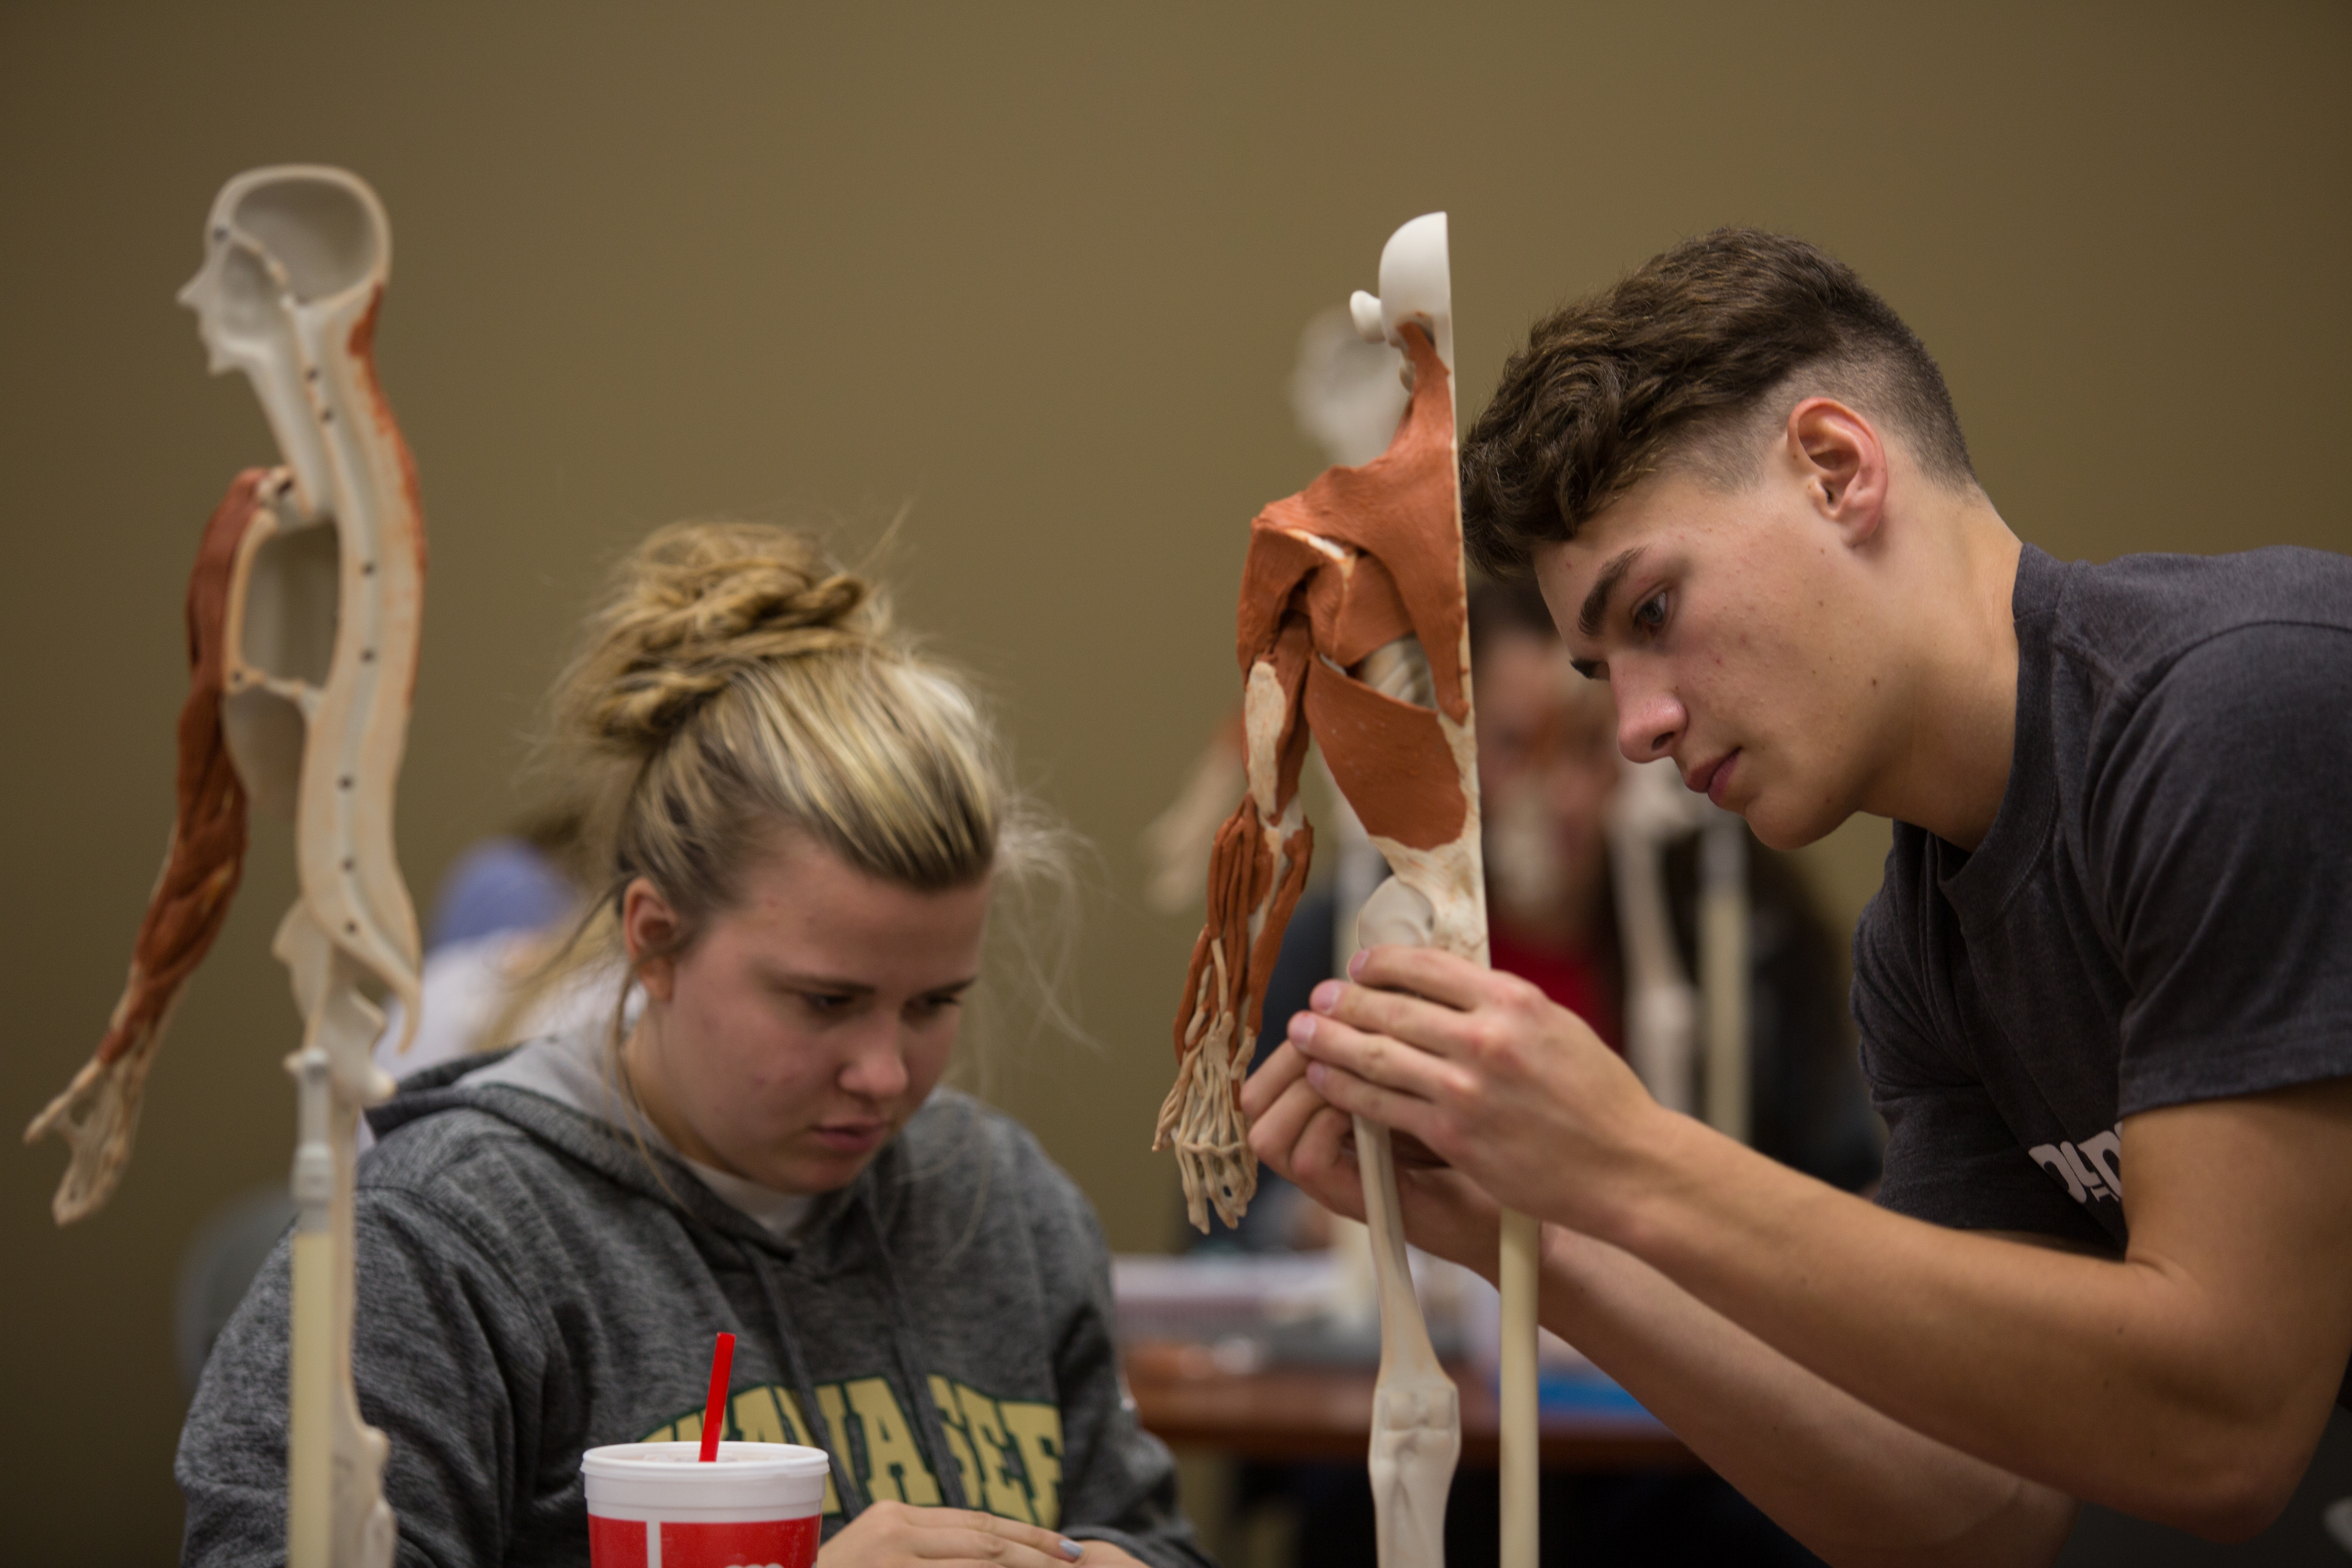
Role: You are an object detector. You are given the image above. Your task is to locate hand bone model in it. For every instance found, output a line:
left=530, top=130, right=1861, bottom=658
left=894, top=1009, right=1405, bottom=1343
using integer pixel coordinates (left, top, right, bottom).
left=27, top=165, right=425, bottom=1568
left=1156, top=214, right=1498, bottom=1568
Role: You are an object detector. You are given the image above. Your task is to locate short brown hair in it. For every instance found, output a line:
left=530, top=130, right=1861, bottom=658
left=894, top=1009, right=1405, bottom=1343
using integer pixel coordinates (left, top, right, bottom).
left=1461, top=229, right=1975, bottom=576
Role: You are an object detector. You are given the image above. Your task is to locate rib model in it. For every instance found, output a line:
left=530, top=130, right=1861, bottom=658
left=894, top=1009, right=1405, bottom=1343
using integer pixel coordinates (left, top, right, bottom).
left=29, top=165, right=426, bottom=1568
left=1158, top=214, right=1538, bottom=1568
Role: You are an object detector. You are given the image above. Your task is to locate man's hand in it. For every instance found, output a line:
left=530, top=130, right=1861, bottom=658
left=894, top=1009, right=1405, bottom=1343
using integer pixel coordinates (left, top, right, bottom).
left=1270, top=943, right=1662, bottom=1231
left=1245, top=970, right=2081, bottom=1568
left=1243, top=1029, right=1502, bottom=1273
left=816, top=1501, right=1098, bottom=1566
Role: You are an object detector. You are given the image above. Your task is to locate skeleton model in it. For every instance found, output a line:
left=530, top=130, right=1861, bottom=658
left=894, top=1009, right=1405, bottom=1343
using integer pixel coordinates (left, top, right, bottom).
left=27, top=165, right=424, bottom=1568
left=1156, top=214, right=1539, bottom=1568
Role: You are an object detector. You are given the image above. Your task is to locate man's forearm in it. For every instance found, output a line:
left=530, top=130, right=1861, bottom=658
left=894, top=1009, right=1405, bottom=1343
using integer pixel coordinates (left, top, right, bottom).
left=1282, top=957, right=2352, bottom=1543
left=1392, top=1174, right=2072, bottom=1564
left=1528, top=1221, right=2075, bottom=1568
left=1587, top=1108, right=2342, bottom=1537
left=1267, top=1086, right=2070, bottom=1562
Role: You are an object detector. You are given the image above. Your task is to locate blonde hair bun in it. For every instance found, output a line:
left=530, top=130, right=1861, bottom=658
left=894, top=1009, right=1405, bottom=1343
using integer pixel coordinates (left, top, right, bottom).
left=568, top=521, right=886, bottom=750
left=502, top=512, right=1082, bottom=1070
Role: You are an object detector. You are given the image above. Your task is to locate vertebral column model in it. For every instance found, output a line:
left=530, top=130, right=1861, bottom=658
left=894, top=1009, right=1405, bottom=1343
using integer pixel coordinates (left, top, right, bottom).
left=28, top=166, right=426, bottom=1568
left=1158, top=214, right=1490, bottom=1568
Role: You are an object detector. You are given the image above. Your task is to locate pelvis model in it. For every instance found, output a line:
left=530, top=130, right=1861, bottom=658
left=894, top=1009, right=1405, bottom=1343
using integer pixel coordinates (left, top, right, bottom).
left=1157, top=214, right=1541, bottom=1568
left=27, top=165, right=425, bottom=1568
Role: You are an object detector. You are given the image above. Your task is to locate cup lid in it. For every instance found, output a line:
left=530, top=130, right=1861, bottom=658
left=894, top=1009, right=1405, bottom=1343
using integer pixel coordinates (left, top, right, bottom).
left=583, top=1441, right=831, bottom=1480
left=581, top=1441, right=831, bottom=1512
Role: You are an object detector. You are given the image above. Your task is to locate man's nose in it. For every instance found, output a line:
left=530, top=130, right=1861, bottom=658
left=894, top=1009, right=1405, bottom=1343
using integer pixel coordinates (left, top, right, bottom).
left=1613, top=677, right=1684, bottom=763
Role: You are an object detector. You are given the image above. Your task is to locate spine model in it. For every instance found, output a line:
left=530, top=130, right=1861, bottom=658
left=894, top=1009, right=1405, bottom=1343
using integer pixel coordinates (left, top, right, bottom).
left=28, top=165, right=427, bottom=1568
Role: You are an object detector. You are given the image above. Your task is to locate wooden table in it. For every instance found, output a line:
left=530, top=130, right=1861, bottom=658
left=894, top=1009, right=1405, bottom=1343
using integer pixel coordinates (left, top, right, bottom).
left=1124, top=1341, right=1699, bottom=1472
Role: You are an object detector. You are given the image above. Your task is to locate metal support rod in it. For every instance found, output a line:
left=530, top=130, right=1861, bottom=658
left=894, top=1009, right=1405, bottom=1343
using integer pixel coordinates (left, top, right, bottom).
left=287, top=1047, right=335, bottom=1568
left=1498, top=1208, right=1541, bottom=1568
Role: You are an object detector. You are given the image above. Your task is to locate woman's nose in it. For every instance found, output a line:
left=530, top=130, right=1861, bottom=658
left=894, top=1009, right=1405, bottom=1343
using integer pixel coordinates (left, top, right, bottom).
left=838, top=1027, right=910, bottom=1101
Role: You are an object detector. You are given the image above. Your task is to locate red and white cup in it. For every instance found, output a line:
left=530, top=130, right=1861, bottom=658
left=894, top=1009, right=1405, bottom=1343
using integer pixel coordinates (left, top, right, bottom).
left=582, top=1441, right=831, bottom=1568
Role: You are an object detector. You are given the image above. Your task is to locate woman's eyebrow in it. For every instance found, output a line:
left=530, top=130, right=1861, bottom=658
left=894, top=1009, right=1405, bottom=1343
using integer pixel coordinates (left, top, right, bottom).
left=758, top=968, right=875, bottom=995
left=758, top=968, right=982, bottom=995
left=1577, top=545, right=1648, bottom=637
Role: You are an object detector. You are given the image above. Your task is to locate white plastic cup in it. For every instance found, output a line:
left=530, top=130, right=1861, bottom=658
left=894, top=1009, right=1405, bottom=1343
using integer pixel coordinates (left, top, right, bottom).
left=582, top=1440, right=831, bottom=1568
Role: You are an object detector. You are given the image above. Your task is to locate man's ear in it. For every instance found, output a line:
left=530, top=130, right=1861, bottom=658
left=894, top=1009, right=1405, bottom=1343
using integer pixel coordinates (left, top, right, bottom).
left=621, top=877, right=682, bottom=1002
left=1785, top=397, right=1888, bottom=545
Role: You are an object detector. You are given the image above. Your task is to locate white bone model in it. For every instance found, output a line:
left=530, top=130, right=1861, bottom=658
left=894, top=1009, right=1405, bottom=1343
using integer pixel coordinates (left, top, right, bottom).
left=1347, top=217, right=1535, bottom=1568
left=203, top=161, right=426, bottom=1568
left=185, top=161, right=424, bottom=1568
left=29, top=165, right=425, bottom=1568
left=1158, top=214, right=1533, bottom=1568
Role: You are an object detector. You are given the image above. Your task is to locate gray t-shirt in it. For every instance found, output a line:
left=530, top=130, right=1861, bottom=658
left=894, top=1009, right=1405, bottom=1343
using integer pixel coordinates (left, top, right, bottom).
left=1855, top=543, right=2352, bottom=1252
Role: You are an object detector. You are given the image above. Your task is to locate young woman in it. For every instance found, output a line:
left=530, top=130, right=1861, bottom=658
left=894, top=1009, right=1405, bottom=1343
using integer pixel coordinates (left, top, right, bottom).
left=178, top=523, right=1207, bottom=1568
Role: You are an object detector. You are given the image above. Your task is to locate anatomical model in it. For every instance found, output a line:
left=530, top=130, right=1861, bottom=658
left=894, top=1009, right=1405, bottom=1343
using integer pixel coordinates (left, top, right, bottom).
left=27, top=165, right=425, bottom=1568
left=1137, top=306, right=1408, bottom=938
left=1158, top=214, right=1538, bottom=1568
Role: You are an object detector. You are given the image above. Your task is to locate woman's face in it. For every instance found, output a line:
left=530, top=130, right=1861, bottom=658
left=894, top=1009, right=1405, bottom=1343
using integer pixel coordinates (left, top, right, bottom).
left=623, top=831, right=991, bottom=1194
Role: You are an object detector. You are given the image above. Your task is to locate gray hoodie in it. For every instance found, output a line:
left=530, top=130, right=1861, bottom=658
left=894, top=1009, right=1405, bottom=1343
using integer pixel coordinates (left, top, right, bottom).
left=176, top=1033, right=1211, bottom=1567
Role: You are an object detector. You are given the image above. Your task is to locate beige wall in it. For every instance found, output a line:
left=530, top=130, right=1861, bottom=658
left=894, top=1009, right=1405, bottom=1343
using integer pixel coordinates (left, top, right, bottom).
left=3, top=2, right=2345, bottom=1556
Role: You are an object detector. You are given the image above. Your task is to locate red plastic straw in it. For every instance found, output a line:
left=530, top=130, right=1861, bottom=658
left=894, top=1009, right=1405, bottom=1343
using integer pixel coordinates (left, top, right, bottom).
left=698, top=1332, right=735, bottom=1462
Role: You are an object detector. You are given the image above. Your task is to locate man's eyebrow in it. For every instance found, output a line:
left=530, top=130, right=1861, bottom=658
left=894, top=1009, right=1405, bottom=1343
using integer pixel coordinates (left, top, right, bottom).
left=1577, top=546, right=1646, bottom=638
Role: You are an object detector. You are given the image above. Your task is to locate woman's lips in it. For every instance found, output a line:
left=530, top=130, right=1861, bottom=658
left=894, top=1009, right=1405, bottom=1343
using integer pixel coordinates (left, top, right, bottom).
left=811, top=1121, right=887, bottom=1154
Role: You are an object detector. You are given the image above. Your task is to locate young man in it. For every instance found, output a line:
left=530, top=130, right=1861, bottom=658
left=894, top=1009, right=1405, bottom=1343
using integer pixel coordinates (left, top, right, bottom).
left=1241, top=229, right=2352, bottom=1565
